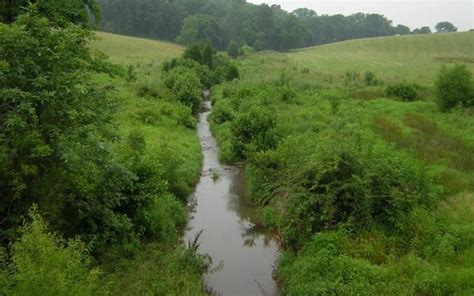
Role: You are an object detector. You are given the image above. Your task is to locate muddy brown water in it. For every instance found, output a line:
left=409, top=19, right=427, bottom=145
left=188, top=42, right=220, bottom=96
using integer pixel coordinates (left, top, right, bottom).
left=184, top=92, right=279, bottom=296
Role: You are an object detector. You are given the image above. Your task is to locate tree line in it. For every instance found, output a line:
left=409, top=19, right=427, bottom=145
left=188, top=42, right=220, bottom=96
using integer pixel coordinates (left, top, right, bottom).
left=97, top=0, right=458, bottom=52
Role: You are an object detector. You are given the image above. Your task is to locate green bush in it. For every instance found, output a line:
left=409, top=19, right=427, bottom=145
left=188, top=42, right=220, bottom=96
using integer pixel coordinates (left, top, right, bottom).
left=278, top=232, right=395, bottom=296
left=138, top=194, right=187, bottom=243
left=239, top=44, right=255, bottom=56
left=226, top=64, right=240, bottom=81
left=386, top=82, right=418, bottom=101
left=231, top=106, right=279, bottom=160
left=227, top=40, right=240, bottom=58
left=2, top=208, right=103, bottom=296
left=364, top=71, right=378, bottom=86
left=275, top=135, right=436, bottom=247
left=183, top=42, right=216, bottom=68
left=436, top=64, right=474, bottom=110
left=163, top=67, right=203, bottom=114
left=246, top=150, right=282, bottom=205
left=210, top=101, right=235, bottom=124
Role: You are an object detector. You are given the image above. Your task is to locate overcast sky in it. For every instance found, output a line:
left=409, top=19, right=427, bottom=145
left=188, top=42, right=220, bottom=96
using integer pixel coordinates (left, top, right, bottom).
left=247, top=0, right=474, bottom=32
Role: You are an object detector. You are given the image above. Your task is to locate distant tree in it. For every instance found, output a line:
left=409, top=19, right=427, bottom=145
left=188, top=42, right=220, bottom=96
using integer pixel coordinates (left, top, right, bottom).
left=227, top=40, right=240, bottom=58
left=436, top=64, right=473, bottom=110
left=1, top=0, right=101, bottom=27
left=395, top=24, right=411, bottom=35
left=412, top=26, right=432, bottom=34
left=420, top=26, right=432, bottom=34
left=176, top=15, right=223, bottom=49
left=292, top=8, right=317, bottom=19
left=435, top=21, right=458, bottom=33
left=279, top=15, right=312, bottom=50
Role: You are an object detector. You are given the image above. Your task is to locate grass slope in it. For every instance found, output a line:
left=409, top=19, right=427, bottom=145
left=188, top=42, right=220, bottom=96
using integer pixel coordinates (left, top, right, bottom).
left=288, top=31, right=474, bottom=84
left=91, top=32, right=183, bottom=64
left=91, top=33, right=205, bottom=294
left=211, top=31, right=474, bottom=295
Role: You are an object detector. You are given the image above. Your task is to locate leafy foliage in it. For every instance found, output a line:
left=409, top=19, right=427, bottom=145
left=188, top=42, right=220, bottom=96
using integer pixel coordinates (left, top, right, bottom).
left=226, top=40, right=240, bottom=58
left=436, top=64, right=474, bottom=110
left=1, top=208, right=103, bottom=296
left=231, top=107, right=279, bottom=160
left=435, top=21, right=457, bottom=33
left=1, top=0, right=101, bottom=27
left=386, top=82, right=418, bottom=101
left=0, top=13, right=124, bottom=246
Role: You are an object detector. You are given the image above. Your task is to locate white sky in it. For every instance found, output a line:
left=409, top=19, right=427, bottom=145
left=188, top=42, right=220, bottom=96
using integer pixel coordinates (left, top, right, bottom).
left=247, top=0, right=474, bottom=32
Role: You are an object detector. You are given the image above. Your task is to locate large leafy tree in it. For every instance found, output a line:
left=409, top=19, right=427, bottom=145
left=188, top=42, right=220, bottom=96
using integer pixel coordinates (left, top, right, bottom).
left=0, top=12, right=135, bottom=248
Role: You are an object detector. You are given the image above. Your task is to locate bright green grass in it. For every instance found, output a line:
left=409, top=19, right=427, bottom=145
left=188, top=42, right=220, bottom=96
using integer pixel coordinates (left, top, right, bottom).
left=288, top=31, right=474, bottom=84
left=90, top=32, right=183, bottom=64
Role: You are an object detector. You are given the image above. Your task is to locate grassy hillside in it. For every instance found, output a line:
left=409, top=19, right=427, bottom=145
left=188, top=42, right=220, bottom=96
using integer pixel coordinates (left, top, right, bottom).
left=211, top=31, right=474, bottom=295
left=90, top=32, right=183, bottom=64
left=91, top=33, right=205, bottom=294
left=288, top=31, right=474, bottom=84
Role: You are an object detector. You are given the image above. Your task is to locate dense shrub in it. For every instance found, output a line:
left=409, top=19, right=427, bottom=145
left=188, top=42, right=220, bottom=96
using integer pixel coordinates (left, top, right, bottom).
left=172, top=72, right=203, bottom=115
left=239, top=45, right=255, bottom=57
left=138, top=194, right=187, bottom=243
left=209, top=101, right=235, bottom=124
left=364, top=71, right=378, bottom=86
left=272, top=134, right=437, bottom=248
left=227, top=40, right=240, bottom=58
left=278, top=232, right=465, bottom=296
left=246, top=150, right=282, bottom=205
left=231, top=107, right=279, bottom=160
left=278, top=232, right=395, bottom=296
left=226, top=64, right=240, bottom=81
left=162, top=58, right=212, bottom=88
left=436, top=64, right=474, bottom=110
left=1, top=208, right=103, bottom=296
left=183, top=42, right=215, bottom=68
left=386, top=82, right=418, bottom=101
left=163, top=66, right=203, bottom=114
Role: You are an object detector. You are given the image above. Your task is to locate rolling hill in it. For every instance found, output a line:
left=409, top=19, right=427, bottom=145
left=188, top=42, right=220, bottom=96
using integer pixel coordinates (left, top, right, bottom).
left=90, top=32, right=183, bottom=64
left=288, top=31, right=474, bottom=84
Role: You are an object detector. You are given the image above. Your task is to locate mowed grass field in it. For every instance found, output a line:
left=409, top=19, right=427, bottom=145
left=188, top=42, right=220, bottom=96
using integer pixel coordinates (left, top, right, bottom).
left=288, top=31, right=474, bottom=84
left=91, top=32, right=183, bottom=64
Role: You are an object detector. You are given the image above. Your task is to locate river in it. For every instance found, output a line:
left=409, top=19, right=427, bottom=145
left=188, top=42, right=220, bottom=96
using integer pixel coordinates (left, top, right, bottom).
left=184, top=92, right=279, bottom=296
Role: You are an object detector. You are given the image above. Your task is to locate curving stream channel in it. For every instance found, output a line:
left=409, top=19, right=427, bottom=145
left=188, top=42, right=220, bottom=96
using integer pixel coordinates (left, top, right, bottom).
left=184, top=91, right=279, bottom=296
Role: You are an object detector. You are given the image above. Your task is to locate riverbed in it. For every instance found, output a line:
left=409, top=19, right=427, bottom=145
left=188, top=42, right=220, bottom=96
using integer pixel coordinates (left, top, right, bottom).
left=184, top=93, right=279, bottom=296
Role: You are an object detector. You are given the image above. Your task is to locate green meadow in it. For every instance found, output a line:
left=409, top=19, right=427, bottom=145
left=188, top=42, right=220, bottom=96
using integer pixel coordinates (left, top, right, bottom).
left=91, top=32, right=183, bottom=64
left=288, top=31, right=474, bottom=84
left=210, top=31, right=474, bottom=294
left=95, top=30, right=474, bottom=294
